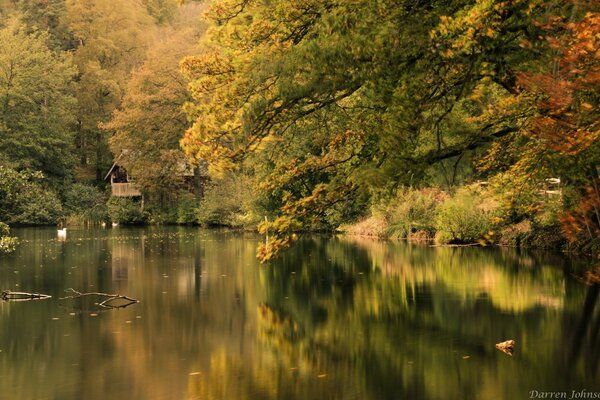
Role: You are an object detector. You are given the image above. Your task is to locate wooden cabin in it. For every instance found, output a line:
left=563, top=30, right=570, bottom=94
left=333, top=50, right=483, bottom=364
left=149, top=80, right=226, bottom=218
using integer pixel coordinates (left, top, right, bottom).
left=104, top=162, right=142, bottom=197
left=104, top=151, right=204, bottom=198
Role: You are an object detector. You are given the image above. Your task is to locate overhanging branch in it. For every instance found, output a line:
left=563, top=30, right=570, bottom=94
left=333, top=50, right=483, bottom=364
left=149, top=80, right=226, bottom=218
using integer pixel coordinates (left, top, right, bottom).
left=420, top=126, right=518, bottom=165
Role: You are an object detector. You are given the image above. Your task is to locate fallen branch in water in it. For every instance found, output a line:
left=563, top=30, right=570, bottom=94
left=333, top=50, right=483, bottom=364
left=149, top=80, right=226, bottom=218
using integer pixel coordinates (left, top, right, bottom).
left=1, top=290, right=52, bottom=301
left=60, top=288, right=139, bottom=309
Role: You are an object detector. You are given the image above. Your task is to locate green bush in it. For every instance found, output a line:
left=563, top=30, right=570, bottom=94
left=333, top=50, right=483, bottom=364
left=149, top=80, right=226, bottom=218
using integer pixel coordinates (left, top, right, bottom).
left=13, top=183, right=63, bottom=225
left=0, top=166, right=63, bottom=225
left=435, top=188, right=495, bottom=244
left=140, top=195, right=198, bottom=225
left=197, top=173, right=260, bottom=228
left=107, top=197, right=145, bottom=224
left=385, top=188, right=446, bottom=239
left=176, top=195, right=199, bottom=224
left=63, top=183, right=108, bottom=223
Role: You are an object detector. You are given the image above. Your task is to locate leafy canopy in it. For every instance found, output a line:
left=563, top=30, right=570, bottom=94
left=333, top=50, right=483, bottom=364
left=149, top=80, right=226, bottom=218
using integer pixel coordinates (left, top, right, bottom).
left=0, top=20, right=77, bottom=180
left=181, top=0, right=593, bottom=260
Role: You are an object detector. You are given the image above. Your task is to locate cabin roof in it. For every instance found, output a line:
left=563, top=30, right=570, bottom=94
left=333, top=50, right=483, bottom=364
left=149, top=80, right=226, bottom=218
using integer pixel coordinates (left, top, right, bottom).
left=103, top=153, right=124, bottom=181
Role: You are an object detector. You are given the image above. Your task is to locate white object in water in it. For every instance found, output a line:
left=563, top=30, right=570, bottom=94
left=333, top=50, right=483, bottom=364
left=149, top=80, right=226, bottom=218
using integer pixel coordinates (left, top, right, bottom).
left=57, top=227, right=67, bottom=239
left=112, top=222, right=119, bottom=227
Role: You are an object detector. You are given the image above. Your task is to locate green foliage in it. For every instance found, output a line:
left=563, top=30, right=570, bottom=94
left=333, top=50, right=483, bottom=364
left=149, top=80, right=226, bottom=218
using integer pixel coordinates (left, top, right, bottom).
left=179, top=0, right=562, bottom=259
left=15, top=0, right=74, bottom=50
left=65, top=0, right=153, bottom=181
left=197, top=173, right=260, bottom=228
left=0, top=20, right=77, bottom=180
left=384, top=188, right=447, bottom=239
left=106, top=197, right=145, bottom=224
left=176, top=194, right=198, bottom=225
left=142, top=0, right=178, bottom=25
left=0, top=222, right=18, bottom=253
left=62, top=183, right=108, bottom=223
left=13, top=183, right=63, bottom=225
left=143, top=193, right=198, bottom=224
left=103, top=22, right=204, bottom=207
left=435, top=188, right=496, bottom=244
left=0, top=166, right=63, bottom=225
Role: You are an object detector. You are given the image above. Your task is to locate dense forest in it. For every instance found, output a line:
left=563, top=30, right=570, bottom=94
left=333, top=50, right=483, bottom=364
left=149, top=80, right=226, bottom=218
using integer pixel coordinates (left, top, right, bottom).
left=0, top=0, right=598, bottom=261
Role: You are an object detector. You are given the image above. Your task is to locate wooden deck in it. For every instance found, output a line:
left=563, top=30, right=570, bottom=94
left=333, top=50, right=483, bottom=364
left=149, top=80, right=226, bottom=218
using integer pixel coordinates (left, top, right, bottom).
left=111, top=183, right=142, bottom=197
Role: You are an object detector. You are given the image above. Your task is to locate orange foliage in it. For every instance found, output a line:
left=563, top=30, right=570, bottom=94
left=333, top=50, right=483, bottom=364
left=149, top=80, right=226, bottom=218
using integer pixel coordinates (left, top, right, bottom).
left=518, top=11, right=599, bottom=156
left=560, top=182, right=600, bottom=254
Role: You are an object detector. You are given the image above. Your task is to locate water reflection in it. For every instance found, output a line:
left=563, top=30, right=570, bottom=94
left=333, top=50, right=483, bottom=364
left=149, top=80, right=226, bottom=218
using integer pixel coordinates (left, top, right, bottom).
left=0, top=228, right=597, bottom=400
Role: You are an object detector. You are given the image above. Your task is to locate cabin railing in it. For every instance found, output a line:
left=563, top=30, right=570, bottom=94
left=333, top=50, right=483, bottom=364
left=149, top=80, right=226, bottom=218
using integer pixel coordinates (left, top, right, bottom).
left=111, top=183, right=142, bottom=197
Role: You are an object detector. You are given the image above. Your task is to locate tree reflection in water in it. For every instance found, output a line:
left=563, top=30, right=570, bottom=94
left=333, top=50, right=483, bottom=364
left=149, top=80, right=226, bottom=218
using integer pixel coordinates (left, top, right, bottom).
left=0, top=228, right=597, bottom=400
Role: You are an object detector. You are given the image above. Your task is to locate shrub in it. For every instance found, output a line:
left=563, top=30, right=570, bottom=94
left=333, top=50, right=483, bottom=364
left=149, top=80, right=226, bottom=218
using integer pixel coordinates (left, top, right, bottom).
left=385, top=188, right=446, bottom=239
left=63, top=183, right=108, bottom=223
left=0, top=166, right=62, bottom=225
left=107, top=197, right=145, bottom=224
left=339, top=214, right=388, bottom=237
left=13, top=183, right=63, bottom=225
left=435, top=188, right=496, bottom=244
left=498, top=220, right=532, bottom=247
left=176, top=195, right=199, bottom=224
left=197, top=173, right=260, bottom=227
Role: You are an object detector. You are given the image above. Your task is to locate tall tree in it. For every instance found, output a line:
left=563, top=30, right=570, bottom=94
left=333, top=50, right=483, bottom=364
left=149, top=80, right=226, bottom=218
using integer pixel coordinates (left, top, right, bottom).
left=520, top=9, right=599, bottom=253
left=65, top=0, right=153, bottom=182
left=104, top=16, right=205, bottom=206
left=180, top=0, right=558, bottom=260
left=0, top=20, right=77, bottom=180
left=15, top=0, right=74, bottom=50
left=142, top=0, right=179, bottom=25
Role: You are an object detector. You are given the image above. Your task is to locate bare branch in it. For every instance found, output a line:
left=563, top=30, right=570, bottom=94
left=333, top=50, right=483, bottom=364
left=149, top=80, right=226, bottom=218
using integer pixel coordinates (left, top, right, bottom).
left=1, top=290, right=52, bottom=302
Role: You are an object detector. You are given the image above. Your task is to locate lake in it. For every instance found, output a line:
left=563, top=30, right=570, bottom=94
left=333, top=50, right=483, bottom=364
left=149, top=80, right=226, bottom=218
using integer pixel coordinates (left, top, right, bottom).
left=0, top=227, right=598, bottom=400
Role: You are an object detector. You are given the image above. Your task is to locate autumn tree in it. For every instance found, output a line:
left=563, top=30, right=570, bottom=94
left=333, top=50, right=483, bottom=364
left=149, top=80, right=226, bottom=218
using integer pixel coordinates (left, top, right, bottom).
left=142, top=0, right=179, bottom=25
left=518, top=9, right=599, bottom=254
left=65, top=0, right=153, bottom=182
left=181, top=0, right=572, bottom=260
left=104, top=13, right=205, bottom=208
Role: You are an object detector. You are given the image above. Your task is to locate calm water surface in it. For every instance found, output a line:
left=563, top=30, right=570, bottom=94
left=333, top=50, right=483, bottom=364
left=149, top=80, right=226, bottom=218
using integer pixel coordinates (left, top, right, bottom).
left=0, top=227, right=598, bottom=400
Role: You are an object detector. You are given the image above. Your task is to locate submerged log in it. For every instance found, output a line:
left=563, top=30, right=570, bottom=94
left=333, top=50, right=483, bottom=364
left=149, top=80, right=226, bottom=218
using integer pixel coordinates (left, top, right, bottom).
left=1, top=290, right=52, bottom=301
left=495, top=339, right=516, bottom=356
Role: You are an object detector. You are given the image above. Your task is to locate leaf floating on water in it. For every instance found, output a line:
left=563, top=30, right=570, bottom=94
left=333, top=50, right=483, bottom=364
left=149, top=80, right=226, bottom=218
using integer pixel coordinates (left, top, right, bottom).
left=52, top=317, right=59, bottom=320
left=189, top=372, right=202, bottom=376
left=462, top=356, right=471, bottom=359
left=317, top=374, right=327, bottom=378
left=89, top=313, right=98, bottom=317
left=495, top=339, right=516, bottom=356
